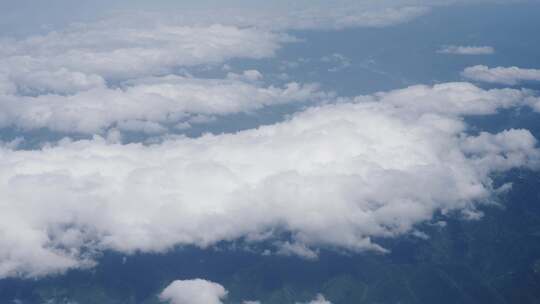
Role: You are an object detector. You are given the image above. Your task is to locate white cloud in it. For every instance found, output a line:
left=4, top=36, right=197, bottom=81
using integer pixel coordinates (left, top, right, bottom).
left=256, top=5, right=429, bottom=30
left=0, top=1, right=438, bottom=99
left=0, top=2, right=526, bottom=139
left=159, top=279, right=228, bottom=304
left=0, top=82, right=538, bottom=278
left=437, top=45, right=495, bottom=55
left=8, top=68, right=106, bottom=95
left=0, top=23, right=283, bottom=82
left=462, top=65, right=540, bottom=85
left=297, top=294, right=332, bottom=304
left=0, top=75, right=324, bottom=134
left=347, top=82, right=534, bottom=115
left=0, top=17, right=326, bottom=135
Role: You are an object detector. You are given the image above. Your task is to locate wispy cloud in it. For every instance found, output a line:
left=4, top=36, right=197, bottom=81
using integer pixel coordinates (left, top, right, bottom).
left=437, top=45, right=495, bottom=55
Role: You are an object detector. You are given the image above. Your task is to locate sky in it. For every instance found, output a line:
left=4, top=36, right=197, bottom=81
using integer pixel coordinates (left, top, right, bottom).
left=1, top=1, right=540, bottom=303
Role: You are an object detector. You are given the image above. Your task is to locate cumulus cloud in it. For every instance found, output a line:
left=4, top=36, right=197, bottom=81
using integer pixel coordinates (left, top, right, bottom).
left=0, top=1, right=526, bottom=139
left=0, top=0, right=439, bottom=98
left=0, top=82, right=538, bottom=278
left=437, top=45, right=495, bottom=55
left=159, top=279, right=228, bottom=304
left=0, top=75, right=324, bottom=134
left=347, top=82, right=535, bottom=115
left=462, top=65, right=540, bottom=85
left=0, top=16, right=326, bottom=136
left=0, top=23, right=283, bottom=82
left=158, top=279, right=330, bottom=304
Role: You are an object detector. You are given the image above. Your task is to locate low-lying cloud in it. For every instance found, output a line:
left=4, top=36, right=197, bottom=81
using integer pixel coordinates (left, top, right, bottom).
left=0, top=74, right=323, bottom=134
left=0, top=82, right=538, bottom=279
left=0, top=17, right=324, bottom=136
left=462, top=65, right=540, bottom=85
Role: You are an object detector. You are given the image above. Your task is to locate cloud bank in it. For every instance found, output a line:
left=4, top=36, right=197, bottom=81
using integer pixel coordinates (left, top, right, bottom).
left=462, top=65, right=540, bottom=85
left=0, top=82, right=538, bottom=278
left=0, top=19, right=326, bottom=135
left=0, top=23, right=283, bottom=82
left=0, top=75, right=323, bottom=134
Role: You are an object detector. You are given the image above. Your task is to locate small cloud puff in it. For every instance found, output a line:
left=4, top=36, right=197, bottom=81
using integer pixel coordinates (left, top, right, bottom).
left=160, top=279, right=228, bottom=304
left=437, top=45, right=495, bottom=55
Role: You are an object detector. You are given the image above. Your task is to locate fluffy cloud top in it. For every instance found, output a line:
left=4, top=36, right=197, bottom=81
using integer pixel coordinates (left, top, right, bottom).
left=158, top=279, right=331, bottom=304
left=0, top=82, right=538, bottom=279
left=437, top=45, right=495, bottom=55
left=462, top=65, right=540, bottom=85
left=160, top=279, right=228, bottom=304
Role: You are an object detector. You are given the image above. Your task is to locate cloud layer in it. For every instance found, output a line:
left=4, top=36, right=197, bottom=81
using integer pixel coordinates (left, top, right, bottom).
left=1, top=0, right=540, bottom=282
left=0, top=1, right=432, bottom=38
left=1, top=0, right=529, bottom=37
left=0, top=82, right=538, bottom=278
left=0, top=23, right=282, bottom=81
left=0, top=19, right=326, bottom=135
left=462, top=65, right=540, bottom=85
left=0, top=75, right=323, bottom=134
